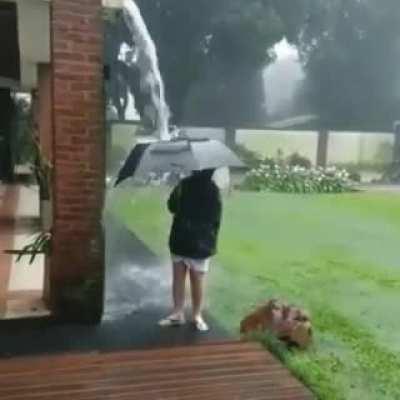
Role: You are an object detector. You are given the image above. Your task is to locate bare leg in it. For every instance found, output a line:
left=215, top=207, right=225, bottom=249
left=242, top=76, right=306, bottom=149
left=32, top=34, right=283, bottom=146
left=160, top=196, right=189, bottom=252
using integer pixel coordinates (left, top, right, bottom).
left=159, top=261, right=187, bottom=327
left=172, top=261, right=187, bottom=315
left=189, top=268, right=206, bottom=320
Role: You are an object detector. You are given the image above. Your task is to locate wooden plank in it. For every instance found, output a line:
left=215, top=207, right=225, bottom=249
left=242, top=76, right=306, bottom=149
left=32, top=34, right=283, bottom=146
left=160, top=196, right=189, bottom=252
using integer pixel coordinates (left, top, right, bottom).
left=0, top=341, right=264, bottom=372
left=0, top=341, right=314, bottom=400
left=0, top=353, right=277, bottom=383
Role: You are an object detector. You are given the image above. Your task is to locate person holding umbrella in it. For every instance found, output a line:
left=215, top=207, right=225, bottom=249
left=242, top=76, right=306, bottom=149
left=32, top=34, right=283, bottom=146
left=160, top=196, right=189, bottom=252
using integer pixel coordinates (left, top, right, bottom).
left=159, top=169, right=222, bottom=332
left=114, top=135, right=244, bottom=331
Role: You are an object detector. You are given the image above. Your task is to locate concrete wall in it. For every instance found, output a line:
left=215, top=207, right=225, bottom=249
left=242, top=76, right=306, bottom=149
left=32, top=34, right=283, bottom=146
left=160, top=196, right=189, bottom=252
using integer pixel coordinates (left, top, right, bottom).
left=108, top=122, right=395, bottom=168
left=327, top=132, right=394, bottom=165
left=181, top=126, right=226, bottom=143
left=237, top=130, right=319, bottom=164
left=16, top=0, right=51, bottom=89
left=236, top=129, right=394, bottom=166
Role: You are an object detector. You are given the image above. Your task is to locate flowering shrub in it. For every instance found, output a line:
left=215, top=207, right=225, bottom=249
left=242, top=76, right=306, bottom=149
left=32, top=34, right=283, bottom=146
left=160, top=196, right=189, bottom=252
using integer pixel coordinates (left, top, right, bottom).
left=287, top=152, right=312, bottom=169
left=241, top=164, right=353, bottom=193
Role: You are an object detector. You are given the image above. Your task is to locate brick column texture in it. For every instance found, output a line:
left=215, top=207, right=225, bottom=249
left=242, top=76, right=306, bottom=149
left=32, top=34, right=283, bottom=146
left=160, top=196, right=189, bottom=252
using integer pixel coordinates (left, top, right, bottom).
left=50, top=0, right=105, bottom=305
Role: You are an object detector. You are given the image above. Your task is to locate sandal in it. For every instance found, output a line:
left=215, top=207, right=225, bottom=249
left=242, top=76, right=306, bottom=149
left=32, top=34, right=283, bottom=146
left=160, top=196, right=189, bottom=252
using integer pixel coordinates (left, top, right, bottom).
left=193, top=317, right=210, bottom=332
left=158, top=314, right=186, bottom=327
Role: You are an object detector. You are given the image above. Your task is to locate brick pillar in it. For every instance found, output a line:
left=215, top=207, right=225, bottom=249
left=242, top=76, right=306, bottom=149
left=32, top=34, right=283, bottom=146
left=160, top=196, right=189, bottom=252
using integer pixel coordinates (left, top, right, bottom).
left=50, top=0, right=105, bottom=322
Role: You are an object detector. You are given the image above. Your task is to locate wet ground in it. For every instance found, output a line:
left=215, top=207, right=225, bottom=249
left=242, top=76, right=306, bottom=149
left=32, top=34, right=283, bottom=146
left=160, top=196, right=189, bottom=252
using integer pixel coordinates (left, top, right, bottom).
left=0, top=213, right=229, bottom=358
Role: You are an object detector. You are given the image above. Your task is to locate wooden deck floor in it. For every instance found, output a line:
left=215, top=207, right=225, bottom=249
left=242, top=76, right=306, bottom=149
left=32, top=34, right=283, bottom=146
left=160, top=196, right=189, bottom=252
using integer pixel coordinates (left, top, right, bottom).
left=0, top=341, right=313, bottom=400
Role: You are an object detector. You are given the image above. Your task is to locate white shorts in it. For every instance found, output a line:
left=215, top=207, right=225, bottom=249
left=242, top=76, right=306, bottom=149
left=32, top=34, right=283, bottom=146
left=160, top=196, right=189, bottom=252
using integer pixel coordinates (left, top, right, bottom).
left=171, top=254, right=210, bottom=273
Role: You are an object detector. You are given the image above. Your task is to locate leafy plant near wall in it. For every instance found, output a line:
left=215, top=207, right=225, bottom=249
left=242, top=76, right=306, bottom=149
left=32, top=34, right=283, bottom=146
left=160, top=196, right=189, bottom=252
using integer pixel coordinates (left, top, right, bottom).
left=5, top=231, right=52, bottom=265
left=241, top=164, right=353, bottom=194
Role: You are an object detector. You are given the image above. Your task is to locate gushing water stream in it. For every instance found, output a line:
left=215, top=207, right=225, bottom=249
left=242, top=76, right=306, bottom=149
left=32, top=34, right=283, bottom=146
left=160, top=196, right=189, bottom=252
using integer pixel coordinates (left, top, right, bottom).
left=104, top=1, right=172, bottom=321
left=122, top=0, right=170, bottom=140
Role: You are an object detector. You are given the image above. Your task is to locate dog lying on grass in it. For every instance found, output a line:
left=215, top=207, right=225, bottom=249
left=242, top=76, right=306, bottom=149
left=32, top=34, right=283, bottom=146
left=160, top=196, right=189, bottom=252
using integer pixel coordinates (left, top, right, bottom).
left=240, top=299, right=313, bottom=349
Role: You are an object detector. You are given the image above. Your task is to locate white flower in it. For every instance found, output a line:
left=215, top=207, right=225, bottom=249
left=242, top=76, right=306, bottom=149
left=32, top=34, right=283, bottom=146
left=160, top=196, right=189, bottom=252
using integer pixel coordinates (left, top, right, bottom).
left=292, top=166, right=301, bottom=173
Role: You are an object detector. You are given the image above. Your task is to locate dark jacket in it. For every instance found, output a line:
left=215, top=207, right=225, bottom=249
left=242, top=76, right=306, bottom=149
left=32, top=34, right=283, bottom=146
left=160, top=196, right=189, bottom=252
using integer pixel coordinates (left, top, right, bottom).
left=168, top=170, right=222, bottom=259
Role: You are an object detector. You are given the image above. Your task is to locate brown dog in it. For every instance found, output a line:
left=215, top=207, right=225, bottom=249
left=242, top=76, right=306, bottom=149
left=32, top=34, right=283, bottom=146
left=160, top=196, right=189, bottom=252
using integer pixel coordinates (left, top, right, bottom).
left=240, top=299, right=313, bottom=349
left=240, top=299, right=280, bottom=335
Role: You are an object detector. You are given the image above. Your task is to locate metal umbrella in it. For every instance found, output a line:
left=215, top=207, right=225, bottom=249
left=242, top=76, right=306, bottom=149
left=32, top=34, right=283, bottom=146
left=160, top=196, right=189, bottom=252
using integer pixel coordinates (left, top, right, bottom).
left=115, top=137, right=244, bottom=186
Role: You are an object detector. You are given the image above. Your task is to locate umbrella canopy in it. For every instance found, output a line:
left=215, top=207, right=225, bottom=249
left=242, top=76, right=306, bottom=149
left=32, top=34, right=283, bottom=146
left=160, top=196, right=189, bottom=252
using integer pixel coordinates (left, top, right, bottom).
left=114, top=142, right=150, bottom=186
left=115, top=137, right=245, bottom=186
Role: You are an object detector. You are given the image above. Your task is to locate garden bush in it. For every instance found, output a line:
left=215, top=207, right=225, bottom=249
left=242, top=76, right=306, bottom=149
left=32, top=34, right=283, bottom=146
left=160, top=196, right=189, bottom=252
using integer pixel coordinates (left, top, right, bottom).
left=241, top=163, right=352, bottom=194
left=287, top=152, right=312, bottom=169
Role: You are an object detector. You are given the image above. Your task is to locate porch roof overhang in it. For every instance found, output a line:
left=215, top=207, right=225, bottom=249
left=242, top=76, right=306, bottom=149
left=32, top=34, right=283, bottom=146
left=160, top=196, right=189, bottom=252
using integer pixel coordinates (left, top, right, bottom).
left=0, top=0, right=50, bottom=91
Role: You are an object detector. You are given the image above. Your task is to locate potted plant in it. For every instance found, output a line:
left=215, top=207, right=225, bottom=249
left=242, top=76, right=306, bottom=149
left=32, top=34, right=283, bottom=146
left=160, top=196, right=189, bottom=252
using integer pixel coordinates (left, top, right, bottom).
left=31, top=138, right=52, bottom=230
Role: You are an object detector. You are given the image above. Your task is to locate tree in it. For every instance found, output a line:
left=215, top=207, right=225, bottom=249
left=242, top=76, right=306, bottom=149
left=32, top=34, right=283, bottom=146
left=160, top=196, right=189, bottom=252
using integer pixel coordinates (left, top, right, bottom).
left=294, top=0, right=400, bottom=131
left=105, top=0, right=305, bottom=127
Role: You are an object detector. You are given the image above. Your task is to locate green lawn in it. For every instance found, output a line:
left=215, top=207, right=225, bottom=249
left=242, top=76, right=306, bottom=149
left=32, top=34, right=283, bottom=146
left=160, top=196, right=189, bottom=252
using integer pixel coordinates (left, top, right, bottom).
left=107, top=188, right=400, bottom=400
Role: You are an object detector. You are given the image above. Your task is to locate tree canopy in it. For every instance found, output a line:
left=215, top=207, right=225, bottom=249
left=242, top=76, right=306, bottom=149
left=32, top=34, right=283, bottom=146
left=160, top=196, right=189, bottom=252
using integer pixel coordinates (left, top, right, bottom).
left=105, top=0, right=400, bottom=132
left=105, top=0, right=305, bottom=126
left=295, top=0, right=400, bottom=131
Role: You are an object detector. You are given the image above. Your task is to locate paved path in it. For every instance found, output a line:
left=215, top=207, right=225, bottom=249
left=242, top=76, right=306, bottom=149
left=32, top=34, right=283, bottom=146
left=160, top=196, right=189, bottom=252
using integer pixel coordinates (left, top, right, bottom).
left=0, top=212, right=229, bottom=358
